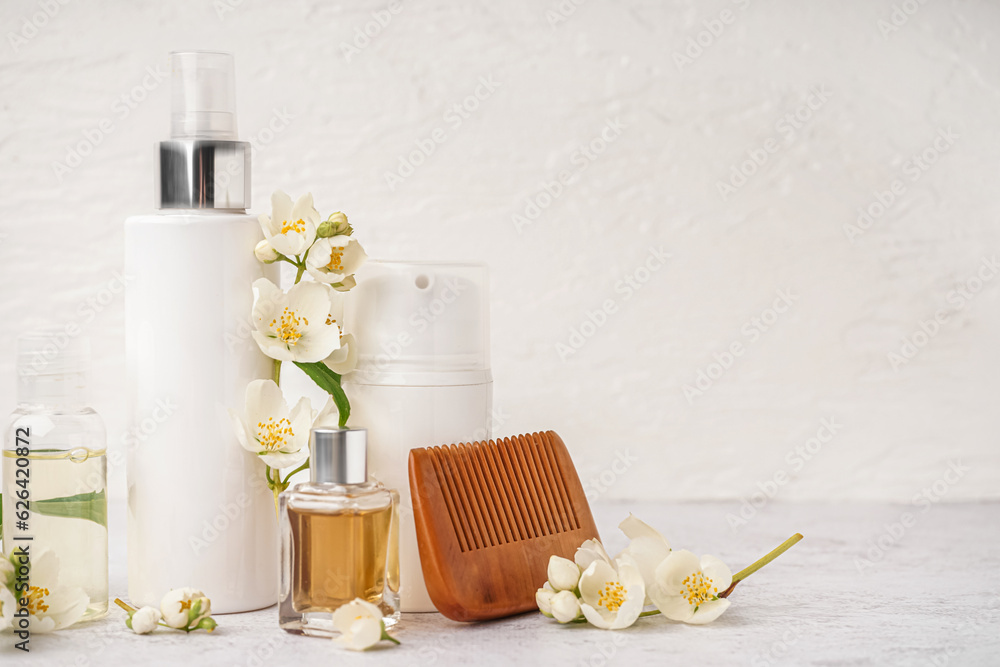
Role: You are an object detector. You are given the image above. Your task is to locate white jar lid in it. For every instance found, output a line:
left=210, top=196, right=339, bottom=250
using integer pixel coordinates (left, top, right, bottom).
left=345, top=260, right=491, bottom=384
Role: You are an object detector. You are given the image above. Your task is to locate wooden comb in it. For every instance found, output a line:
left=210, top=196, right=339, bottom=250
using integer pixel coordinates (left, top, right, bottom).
left=408, top=430, right=600, bottom=622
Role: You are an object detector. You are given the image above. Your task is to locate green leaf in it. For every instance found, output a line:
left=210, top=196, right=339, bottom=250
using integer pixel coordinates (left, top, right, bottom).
left=32, top=490, right=107, bottom=527
left=293, top=361, right=350, bottom=427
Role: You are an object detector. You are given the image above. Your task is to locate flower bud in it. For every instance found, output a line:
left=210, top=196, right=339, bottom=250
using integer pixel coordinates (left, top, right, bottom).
left=195, top=616, right=218, bottom=633
left=254, top=239, right=279, bottom=263
left=130, top=606, right=162, bottom=635
left=547, top=555, right=581, bottom=592
left=535, top=586, right=555, bottom=617
left=551, top=590, right=582, bottom=623
left=317, top=212, right=352, bottom=238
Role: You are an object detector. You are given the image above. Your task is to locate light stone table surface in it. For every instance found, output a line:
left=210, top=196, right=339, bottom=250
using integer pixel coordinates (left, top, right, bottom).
left=4, top=500, right=999, bottom=666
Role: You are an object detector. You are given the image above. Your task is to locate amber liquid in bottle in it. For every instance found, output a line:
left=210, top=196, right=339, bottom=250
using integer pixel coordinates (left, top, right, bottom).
left=289, top=504, right=393, bottom=611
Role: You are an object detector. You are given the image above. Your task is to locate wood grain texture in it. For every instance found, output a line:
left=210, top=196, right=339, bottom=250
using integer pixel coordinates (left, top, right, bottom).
left=409, top=431, right=600, bottom=622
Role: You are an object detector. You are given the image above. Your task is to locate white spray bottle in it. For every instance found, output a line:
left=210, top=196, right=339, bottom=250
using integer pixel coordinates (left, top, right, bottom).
left=124, top=51, right=277, bottom=612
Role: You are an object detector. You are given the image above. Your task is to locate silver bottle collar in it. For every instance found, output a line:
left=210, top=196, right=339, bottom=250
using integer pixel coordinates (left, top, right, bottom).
left=155, top=139, right=251, bottom=210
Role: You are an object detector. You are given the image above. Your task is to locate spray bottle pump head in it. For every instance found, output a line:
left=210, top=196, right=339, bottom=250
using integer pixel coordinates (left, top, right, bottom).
left=170, top=51, right=238, bottom=140
left=156, top=50, right=250, bottom=210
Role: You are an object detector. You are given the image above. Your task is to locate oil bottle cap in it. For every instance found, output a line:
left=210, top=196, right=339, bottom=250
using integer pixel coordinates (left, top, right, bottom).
left=310, top=428, right=368, bottom=484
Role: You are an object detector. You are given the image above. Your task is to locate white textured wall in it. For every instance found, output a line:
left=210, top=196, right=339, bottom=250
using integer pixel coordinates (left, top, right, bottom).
left=1, top=0, right=998, bottom=503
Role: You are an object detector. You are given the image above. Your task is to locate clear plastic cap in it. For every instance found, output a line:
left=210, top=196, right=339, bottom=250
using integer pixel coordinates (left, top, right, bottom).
left=345, top=261, right=491, bottom=385
left=17, top=328, right=90, bottom=403
left=170, top=51, right=238, bottom=140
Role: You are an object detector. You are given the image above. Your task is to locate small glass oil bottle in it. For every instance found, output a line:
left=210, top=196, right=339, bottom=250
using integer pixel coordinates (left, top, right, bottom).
left=279, top=428, right=399, bottom=637
left=2, top=330, right=109, bottom=622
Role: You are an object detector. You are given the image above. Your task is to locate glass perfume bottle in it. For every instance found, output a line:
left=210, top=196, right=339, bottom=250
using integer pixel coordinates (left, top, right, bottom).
left=279, top=428, right=399, bottom=637
left=2, top=331, right=109, bottom=622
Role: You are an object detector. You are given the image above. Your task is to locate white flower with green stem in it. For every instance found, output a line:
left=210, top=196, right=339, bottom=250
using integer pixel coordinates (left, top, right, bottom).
left=331, top=598, right=400, bottom=651
left=241, top=191, right=367, bottom=517
left=114, top=588, right=217, bottom=634
left=258, top=191, right=320, bottom=258
left=536, top=520, right=803, bottom=630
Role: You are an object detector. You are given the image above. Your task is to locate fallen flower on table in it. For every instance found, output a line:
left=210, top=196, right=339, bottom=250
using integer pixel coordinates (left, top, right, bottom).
left=331, top=598, right=400, bottom=651
left=128, top=606, right=162, bottom=634
left=535, top=517, right=803, bottom=630
left=648, top=550, right=732, bottom=625
left=115, top=587, right=217, bottom=634
left=578, top=555, right=645, bottom=629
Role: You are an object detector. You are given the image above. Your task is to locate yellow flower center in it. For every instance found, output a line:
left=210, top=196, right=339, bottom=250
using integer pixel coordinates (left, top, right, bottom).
left=325, top=246, right=346, bottom=272
left=598, top=581, right=627, bottom=613
left=280, top=218, right=306, bottom=235
left=270, top=307, right=309, bottom=345
left=27, top=587, right=51, bottom=615
left=679, top=571, right=718, bottom=607
left=257, top=417, right=294, bottom=451
left=179, top=599, right=194, bottom=612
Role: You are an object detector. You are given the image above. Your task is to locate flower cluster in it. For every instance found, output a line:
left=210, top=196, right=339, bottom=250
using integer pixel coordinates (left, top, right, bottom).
left=1, top=549, right=88, bottom=633
left=537, top=516, right=801, bottom=629
left=250, top=191, right=366, bottom=370
left=117, top=588, right=217, bottom=635
left=331, top=598, right=400, bottom=651
left=233, top=191, right=368, bottom=513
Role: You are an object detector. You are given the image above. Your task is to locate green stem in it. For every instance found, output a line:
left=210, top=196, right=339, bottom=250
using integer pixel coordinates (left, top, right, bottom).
left=114, top=598, right=136, bottom=614
left=638, top=609, right=661, bottom=618
left=273, top=359, right=282, bottom=385
left=294, top=264, right=305, bottom=283
left=282, top=458, right=310, bottom=486
left=732, top=533, right=803, bottom=583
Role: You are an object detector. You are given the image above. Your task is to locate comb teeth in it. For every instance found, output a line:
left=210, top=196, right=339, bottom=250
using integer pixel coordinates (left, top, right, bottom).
left=426, top=432, right=582, bottom=552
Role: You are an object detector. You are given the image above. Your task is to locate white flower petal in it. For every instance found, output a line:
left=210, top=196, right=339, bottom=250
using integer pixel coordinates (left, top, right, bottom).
left=228, top=408, right=255, bottom=453
left=688, top=598, right=730, bottom=624
left=324, top=333, right=357, bottom=375
left=648, top=585, right=696, bottom=622
left=575, top=539, right=612, bottom=570
left=251, top=331, right=295, bottom=361
left=337, top=617, right=381, bottom=651
left=578, top=560, right=617, bottom=607
left=580, top=602, right=612, bottom=629
left=245, top=379, right=287, bottom=427
left=271, top=190, right=293, bottom=228
left=700, top=555, right=733, bottom=594
left=620, top=535, right=671, bottom=604
left=291, top=192, right=320, bottom=225
left=261, top=450, right=308, bottom=468
left=655, top=549, right=702, bottom=591
left=332, top=599, right=385, bottom=651
left=619, top=514, right=671, bottom=548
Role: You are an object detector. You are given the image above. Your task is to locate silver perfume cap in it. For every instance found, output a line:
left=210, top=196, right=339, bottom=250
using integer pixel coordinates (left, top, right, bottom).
left=156, top=52, right=250, bottom=210
left=310, top=428, right=368, bottom=484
